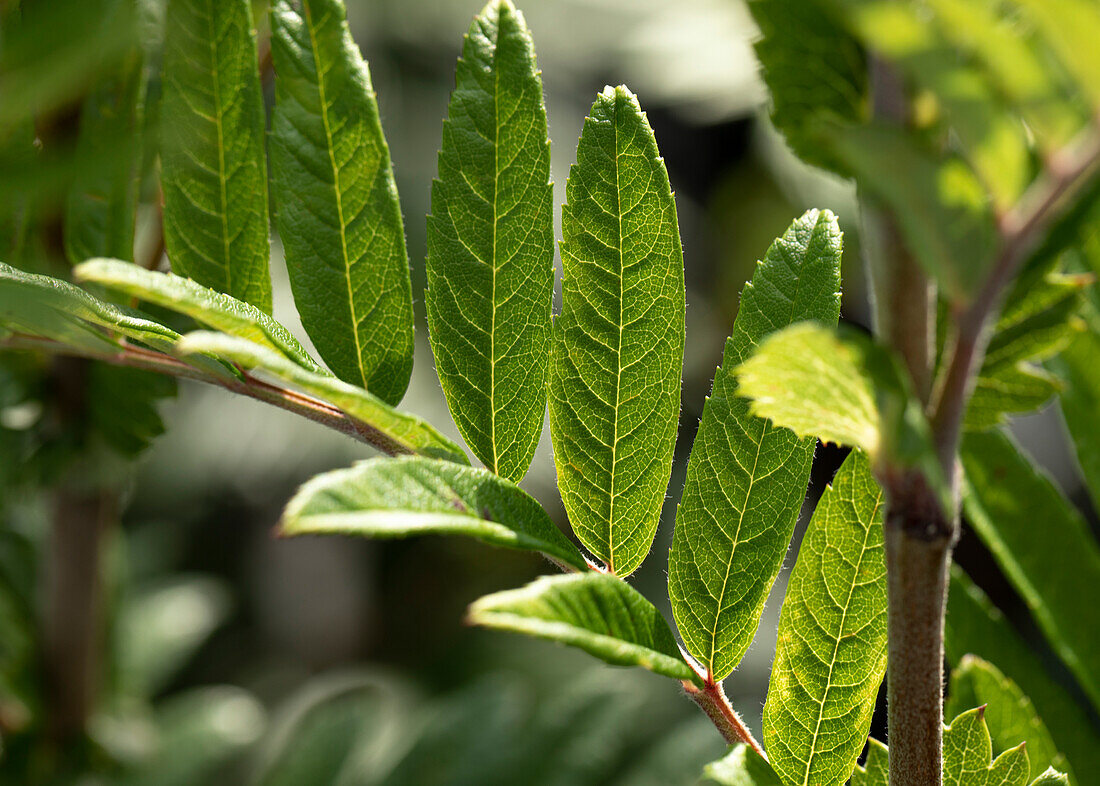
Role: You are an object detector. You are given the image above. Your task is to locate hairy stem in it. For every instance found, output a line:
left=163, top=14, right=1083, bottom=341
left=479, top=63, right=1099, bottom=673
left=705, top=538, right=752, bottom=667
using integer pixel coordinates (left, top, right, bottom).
left=0, top=334, right=409, bottom=456
left=683, top=678, right=767, bottom=758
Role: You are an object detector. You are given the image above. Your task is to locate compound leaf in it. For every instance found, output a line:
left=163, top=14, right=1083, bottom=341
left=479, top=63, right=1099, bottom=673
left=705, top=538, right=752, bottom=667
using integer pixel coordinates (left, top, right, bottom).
left=176, top=331, right=466, bottom=463
left=668, top=209, right=841, bottom=681
left=161, top=0, right=271, bottom=311
left=270, top=0, right=414, bottom=405
left=947, top=655, right=1072, bottom=782
left=763, top=449, right=887, bottom=786
left=426, top=0, right=553, bottom=483
left=468, top=572, right=697, bottom=683
left=280, top=456, right=585, bottom=571
left=74, top=258, right=324, bottom=373
left=943, top=706, right=1031, bottom=786
left=549, top=85, right=685, bottom=576
left=961, top=429, right=1100, bottom=713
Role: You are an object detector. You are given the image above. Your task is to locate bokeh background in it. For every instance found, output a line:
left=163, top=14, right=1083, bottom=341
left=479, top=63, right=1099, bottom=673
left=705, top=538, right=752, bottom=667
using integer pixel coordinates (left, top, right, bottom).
left=3, top=0, right=1096, bottom=782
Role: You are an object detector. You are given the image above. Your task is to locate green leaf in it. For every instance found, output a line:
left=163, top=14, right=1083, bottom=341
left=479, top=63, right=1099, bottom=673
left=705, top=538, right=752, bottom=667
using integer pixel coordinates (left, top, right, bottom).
left=74, top=258, right=325, bottom=374
left=1031, top=769, right=1071, bottom=786
left=965, top=364, right=1062, bottom=431
left=269, top=0, right=414, bottom=405
left=943, top=706, right=1031, bottom=786
left=63, top=47, right=145, bottom=264
left=88, top=364, right=176, bottom=456
left=961, top=429, right=1100, bottom=712
left=763, top=449, right=887, bottom=786
left=733, top=322, right=942, bottom=496
left=668, top=209, right=841, bottom=681
left=1011, top=0, right=1100, bottom=111
left=946, top=567, right=1100, bottom=785
left=0, top=261, right=180, bottom=354
left=468, top=572, right=697, bottom=683
left=279, top=455, right=585, bottom=571
left=175, top=331, right=466, bottom=463
left=747, top=0, right=866, bottom=175
left=548, top=85, right=685, bottom=576
left=1048, top=327, right=1100, bottom=511
left=825, top=122, right=997, bottom=302
left=425, top=0, right=553, bottom=483
left=850, top=738, right=889, bottom=786
left=699, top=743, right=783, bottom=785
left=984, top=272, right=1087, bottom=373
left=947, top=655, right=1072, bottom=782
left=161, top=0, right=271, bottom=312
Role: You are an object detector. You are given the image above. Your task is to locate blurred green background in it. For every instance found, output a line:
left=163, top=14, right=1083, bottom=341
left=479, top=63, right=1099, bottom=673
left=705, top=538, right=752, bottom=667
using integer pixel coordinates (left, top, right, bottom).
left=2, top=0, right=1094, bottom=782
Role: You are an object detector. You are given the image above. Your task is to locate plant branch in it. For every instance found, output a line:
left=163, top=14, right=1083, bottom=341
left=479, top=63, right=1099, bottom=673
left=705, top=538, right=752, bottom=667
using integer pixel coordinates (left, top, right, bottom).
left=0, top=334, right=409, bottom=456
left=682, top=677, right=767, bottom=758
left=930, top=123, right=1100, bottom=471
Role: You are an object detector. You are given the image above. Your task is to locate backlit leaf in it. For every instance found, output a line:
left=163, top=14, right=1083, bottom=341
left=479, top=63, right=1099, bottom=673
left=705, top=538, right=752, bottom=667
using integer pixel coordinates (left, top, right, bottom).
left=426, top=0, right=553, bottom=482
left=668, top=210, right=841, bottom=681
left=549, top=85, right=685, bottom=576
left=161, top=0, right=271, bottom=311
left=943, top=706, right=1031, bottom=786
left=269, top=0, right=414, bottom=405
left=699, top=743, right=782, bottom=785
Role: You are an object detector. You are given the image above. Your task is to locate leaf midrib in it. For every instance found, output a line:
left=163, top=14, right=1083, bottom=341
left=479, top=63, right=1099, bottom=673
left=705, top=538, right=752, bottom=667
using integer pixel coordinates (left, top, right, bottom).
left=798, top=487, right=884, bottom=786
left=489, top=15, right=502, bottom=475
left=608, top=96, right=625, bottom=574
left=303, top=1, right=367, bottom=389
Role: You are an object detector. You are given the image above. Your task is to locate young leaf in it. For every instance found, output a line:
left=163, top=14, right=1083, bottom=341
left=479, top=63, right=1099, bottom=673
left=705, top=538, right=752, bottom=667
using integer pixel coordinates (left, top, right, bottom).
left=468, top=572, right=697, bottom=683
left=175, top=332, right=466, bottom=463
left=947, top=655, right=1072, bottom=782
left=668, top=209, right=841, bottom=681
left=943, top=706, right=1031, bottom=786
left=161, top=0, right=271, bottom=312
left=425, top=0, right=553, bottom=483
left=64, top=48, right=145, bottom=264
left=74, top=258, right=325, bottom=374
left=1031, top=769, right=1071, bottom=786
left=850, top=738, right=889, bottom=786
left=947, top=568, right=1100, bottom=784
left=700, top=743, right=783, bottom=785
left=549, top=85, right=685, bottom=576
left=269, top=0, right=414, bottom=405
left=279, top=456, right=585, bottom=571
left=961, top=429, right=1100, bottom=712
left=763, top=449, right=887, bottom=786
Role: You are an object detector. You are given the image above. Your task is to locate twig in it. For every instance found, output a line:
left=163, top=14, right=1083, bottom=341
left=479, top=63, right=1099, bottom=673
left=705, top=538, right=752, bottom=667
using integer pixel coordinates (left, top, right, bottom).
left=0, top=333, right=407, bottom=456
left=929, top=123, right=1100, bottom=470
left=682, top=677, right=767, bottom=758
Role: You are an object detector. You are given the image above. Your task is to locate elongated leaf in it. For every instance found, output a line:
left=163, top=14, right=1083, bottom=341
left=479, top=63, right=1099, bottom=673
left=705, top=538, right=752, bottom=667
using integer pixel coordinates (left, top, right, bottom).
left=548, top=85, right=685, bottom=576
left=161, top=0, right=271, bottom=311
left=700, top=744, right=782, bottom=785
left=269, top=0, right=414, bottom=405
left=965, top=364, right=1062, bottom=431
left=88, top=364, right=176, bottom=456
left=984, top=272, right=1087, bottom=373
left=468, top=573, right=696, bottom=683
left=425, top=0, right=553, bottom=483
left=175, top=332, right=466, bottom=462
left=279, top=456, right=585, bottom=571
left=668, top=209, right=841, bottom=681
left=944, top=706, right=1031, bottom=786
left=0, top=262, right=180, bottom=354
left=947, top=656, right=1071, bottom=782
left=64, top=47, right=145, bottom=264
left=947, top=568, right=1100, bottom=784
left=748, top=0, right=866, bottom=175
left=763, top=449, right=886, bottom=786
left=850, top=739, right=889, bottom=786
left=961, top=429, right=1100, bottom=712
left=74, top=258, right=325, bottom=373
